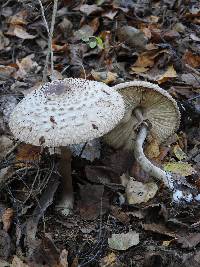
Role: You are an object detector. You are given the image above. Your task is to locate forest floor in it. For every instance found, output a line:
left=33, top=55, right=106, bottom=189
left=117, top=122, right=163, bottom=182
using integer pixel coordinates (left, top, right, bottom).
left=0, top=0, right=200, bottom=266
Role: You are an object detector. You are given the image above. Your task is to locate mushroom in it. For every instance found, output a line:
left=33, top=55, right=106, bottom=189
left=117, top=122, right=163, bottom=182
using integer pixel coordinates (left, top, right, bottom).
left=9, top=78, right=125, bottom=215
left=104, top=80, right=180, bottom=188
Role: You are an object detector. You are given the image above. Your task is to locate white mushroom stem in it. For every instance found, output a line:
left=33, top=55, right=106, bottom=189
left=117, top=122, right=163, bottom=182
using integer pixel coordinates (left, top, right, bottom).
left=134, top=124, right=174, bottom=189
left=56, top=147, right=73, bottom=215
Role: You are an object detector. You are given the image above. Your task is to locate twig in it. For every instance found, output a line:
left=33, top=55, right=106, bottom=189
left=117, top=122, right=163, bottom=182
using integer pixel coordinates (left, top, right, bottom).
left=37, top=0, right=58, bottom=81
left=49, top=0, right=58, bottom=80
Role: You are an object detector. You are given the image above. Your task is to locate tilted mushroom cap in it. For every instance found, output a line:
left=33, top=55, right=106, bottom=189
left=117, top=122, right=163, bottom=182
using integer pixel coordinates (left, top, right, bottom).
left=9, top=78, right=125, bottom=147
left=104, top=80, right=180, bottom=150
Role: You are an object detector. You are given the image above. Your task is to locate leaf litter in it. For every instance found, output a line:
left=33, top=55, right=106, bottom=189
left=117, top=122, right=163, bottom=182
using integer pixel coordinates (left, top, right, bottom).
left=1, top=0, right=200, bottom=266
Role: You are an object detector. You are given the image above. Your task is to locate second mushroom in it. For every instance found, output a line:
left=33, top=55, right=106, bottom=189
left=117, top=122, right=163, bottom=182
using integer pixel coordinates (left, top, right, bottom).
left=104, top=81, right=181, bottom=188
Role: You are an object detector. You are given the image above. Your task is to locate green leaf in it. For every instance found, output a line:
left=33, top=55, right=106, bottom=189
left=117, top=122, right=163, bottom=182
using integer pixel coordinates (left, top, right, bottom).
left=89, top=41, right=97, bottom=48
left=95, top=36, right=104, bottom=48
left=163, top=162, right=196, bottom=176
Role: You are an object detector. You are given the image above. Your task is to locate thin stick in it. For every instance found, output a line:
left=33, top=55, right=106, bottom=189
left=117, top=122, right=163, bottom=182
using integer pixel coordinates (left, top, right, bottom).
left=134, top=124, right=174, bottom=189
left=49, top=0, right=58, bottom=80
left=38, top=0, right=58, bottom=81
left=37, top=0, right=50, bottom=35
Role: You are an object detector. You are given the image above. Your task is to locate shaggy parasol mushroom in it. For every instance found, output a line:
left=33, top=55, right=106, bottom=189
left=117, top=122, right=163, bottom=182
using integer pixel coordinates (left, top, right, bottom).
left=9, top=78, right=125, bottom=215
left=104, top=81, right=180, bottom=188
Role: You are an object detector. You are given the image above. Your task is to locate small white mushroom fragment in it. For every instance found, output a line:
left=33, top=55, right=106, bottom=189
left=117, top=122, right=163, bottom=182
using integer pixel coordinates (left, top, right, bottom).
left=9, top=78, right=125, bottom=215
left=104, top=81, right=180, bottom=189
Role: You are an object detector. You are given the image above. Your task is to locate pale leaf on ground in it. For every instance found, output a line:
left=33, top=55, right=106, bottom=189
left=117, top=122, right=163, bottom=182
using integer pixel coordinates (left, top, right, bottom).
left=126, top=178, right=158, bottom=204
left=108, top=231, right=139, bottom=250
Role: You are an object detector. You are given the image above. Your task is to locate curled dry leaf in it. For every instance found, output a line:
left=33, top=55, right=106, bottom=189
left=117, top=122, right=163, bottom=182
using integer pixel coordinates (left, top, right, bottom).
left=2, top=208, right=14, bottom=232
left=108, top=231, right=139, bottom=251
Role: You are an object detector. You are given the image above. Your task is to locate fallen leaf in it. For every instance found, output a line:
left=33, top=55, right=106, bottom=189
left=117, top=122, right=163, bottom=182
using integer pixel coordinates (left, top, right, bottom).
left=133, top=49, right=168, bottom=69
left=163, top=162, right=196, bottom=176
left=177, top=233, right=200, bottom=248
left=77, top=184, right=109, bottom=220
left=0, top=65, right=16, bottom=79
left=117, top=26, right=147, bottom=50
left=103, top=10, right=118, bottom=20
left=157, top=65, right=177, bottom=84
left=8, top=10, right=28, bottom=26
left=131, top=66, right=148, bottom=73
left=108, top=231, right=139, bottom=250
left=173, top=144, right=187, bottom=160
left=16, top=144, right=41, bottom=167
left=11, top=256, right=29, bottom=267
left=7, top=25, right=36, bottom=39
left=99, top=252, right=123, bottom=267
left=183, top=51, right=200, bottom=68
left=181, top=73, right=200, bottom=87
left=2, top=208, right=14, bottom=232
left=79, top=4, right=103, bottom=16
left=91, top=70, right=117, bottom=84
left=126, top=178, right=158, bottom=204
left=110, top=206, right=130, bottom=224
left=162, top=240, right=174, bottom=247
left=15, top=54, right=39, bottom=78
left=145, top=138, right=160, bottom=159
left=70, top=139, right=101, bottom=162
left=142, top=223, right=176, bottom=237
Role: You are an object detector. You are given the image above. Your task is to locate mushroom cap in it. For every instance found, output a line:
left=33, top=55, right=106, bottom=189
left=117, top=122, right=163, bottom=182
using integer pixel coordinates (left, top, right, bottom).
left=9, top=78, right=125, bottom=147
left=104, top=80, right=180, bottom=150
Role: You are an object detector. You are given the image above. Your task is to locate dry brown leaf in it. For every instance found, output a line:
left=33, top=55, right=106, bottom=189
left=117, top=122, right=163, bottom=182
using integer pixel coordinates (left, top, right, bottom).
left=142, top=223, right=176, bottom=237
left=52, top=43, right=68, bottom=52
left=15, top=54, right=39, bottom=78
left=99, top=252, right=123, bottom=267
left=145, top=138, right=160, bottom=159
left=16, top=144, right=41, bottom=167
left=9, top=10, right=28, bottom=26
left=0, top=65, right=16, bottom=79
left=91, top=70, right=117, bottom=84
left=11, top=256, right=29, bottom=267
left=2, top=208, right=14, bottom=232
left=157, top=65, right=177, bottom=84
left=183, top=51, right=200, bottom=68
left=133, top=49, right=168, bottom=68
left=131, top=66, right=148, bottom=73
